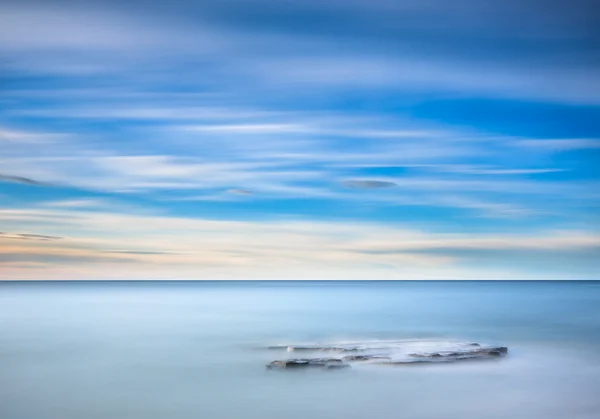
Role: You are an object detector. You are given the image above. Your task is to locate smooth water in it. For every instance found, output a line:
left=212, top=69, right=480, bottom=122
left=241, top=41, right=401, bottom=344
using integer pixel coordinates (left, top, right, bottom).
left=1, top=281, right=600, bottom=419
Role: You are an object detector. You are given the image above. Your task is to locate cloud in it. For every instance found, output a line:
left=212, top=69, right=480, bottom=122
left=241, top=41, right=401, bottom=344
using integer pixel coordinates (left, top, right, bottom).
left=0, top=126, right=63, bottom=143
left=0, top=252, right=133, bottom=265
left=247, top=55, right=600, bottom=103
left=0, top=4, right=226, bottom=53
left=0, top=174, right=45, bottom=186
left=227, top=189, right=253, bottom=195
left=101, top=250, right=180, bottom=255
left=2, top=1, right=599, bottom=103
left=41, top=199, right=104, bottom=208
left=0, top=152, right=326, bottom=193
left=0, top=115, right=594, bottom=220
left=432, top=195, right=534, bottom=218
left=12, top=106, right=271, bottom=121
left=0, top=232, right=63, bottom=241
left=513, top=139, right=600, bottom=150
left=347, top=231, right=600, bottom=254
left=1, top=0, right=598, bottom=280
left=341, top=180, right=398, bottom=189
left=2, top=207, right=597, bottom=280
left=431, top=165, right=566, bottom=175
left=185, top=124, right=307, bottom=134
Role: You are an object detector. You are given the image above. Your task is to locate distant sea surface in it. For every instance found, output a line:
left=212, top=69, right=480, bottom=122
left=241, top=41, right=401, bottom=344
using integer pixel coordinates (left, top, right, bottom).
left=1, top=281, right=600, bottom=419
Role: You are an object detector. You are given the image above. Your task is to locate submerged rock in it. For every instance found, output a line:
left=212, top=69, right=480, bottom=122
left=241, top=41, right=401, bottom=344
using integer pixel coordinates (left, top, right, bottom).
left=323, top=362, right=352, bottom=370
left=267, top=358, right=349, bottom=369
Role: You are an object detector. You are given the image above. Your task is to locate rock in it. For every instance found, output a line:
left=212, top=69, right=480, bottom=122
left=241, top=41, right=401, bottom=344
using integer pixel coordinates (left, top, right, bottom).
left=324, top=362, right=351, bottom=369
left=266, top=340, right=508, bottom=369
left=488, top=347, right=508, bottom=355
left=408, top=346, right=508, bottom=361
left=342, top=354, right=391, bottom=362
left=266, top=360, right=307, bottom=368
left=266, top=358, right=349, bottom=369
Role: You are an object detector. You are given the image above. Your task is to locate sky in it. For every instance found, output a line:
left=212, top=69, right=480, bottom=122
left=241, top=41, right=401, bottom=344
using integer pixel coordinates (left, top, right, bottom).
left=0, top=0, right=599, bottom=280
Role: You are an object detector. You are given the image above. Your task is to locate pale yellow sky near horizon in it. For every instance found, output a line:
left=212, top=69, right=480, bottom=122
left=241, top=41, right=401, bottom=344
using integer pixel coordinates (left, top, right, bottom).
left=2, top=205, right=598, bottom=280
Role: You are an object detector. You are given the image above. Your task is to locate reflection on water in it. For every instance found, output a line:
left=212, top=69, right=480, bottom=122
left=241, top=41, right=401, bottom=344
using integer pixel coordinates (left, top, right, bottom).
left=1, top=281, right=600, bottom=419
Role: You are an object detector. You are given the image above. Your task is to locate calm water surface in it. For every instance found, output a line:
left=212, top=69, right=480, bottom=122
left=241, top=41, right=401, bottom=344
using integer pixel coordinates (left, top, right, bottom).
left=1, top=281, right=600, bottom=419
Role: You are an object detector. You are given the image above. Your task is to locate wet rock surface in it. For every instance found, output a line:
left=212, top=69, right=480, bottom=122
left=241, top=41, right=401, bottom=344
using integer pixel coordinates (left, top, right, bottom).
left=341, top=354, right=391, bottom=362
left=267, top=358, right=349, bottom=369
left=265, top=339, right=508, bottom=370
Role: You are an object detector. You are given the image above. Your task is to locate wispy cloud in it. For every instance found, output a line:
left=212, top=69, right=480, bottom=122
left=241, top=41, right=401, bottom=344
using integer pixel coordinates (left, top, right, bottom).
left=0, top=126, right=64, bottom=143
left=0, top=232, right=63, bottom=241
left=341, top=180, right=398, bottom=189
left=0, top=174, right=45, bottom=186
left=227, top=189, right=253, bottom=195
left=2, top=1, right=599, bottom=103
left=10, top=106, right=272, bottom=121
left=41, top=199, right=106, bottom=208
left=0, top=207, right=597, bottom=279
left=1, top=0, right=598, bottom=279
left=513, top=139, right=600, bottom=150
left=429, top=165, right=566, bottom=175
left=101, top=250, right=182, bottom=255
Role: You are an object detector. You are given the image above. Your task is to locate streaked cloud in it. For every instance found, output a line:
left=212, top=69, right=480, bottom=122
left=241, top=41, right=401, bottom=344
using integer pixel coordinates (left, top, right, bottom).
left=227, top=189, right=253, bottom=195
left=2, top=1, right=599, bottom=103
left=514, top=139, right=600, bottom=150
left=41, top=199, right=105, bottom=208
left=341, top=180, right=398, bottom=189
left=0, top=174, right=45, bottom=186
left=101, top=250, right=182, bottom=255
left=1, top=0, right=598, bottom=279
left=0, top=232, right=63, bottom=241
left=0, top=126, right=64, bottom=143
left=430, top=165, right=566, bottom=175
left=0, top=207, right=598, bottom=280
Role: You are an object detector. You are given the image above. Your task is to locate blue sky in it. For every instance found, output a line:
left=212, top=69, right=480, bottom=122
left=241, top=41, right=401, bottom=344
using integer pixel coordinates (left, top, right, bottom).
left=1, top=0, right=599, bottom=279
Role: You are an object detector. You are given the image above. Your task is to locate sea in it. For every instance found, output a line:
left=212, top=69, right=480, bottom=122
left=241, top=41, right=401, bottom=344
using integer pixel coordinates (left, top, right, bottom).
left=1, top=280, right=600, bottom=419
